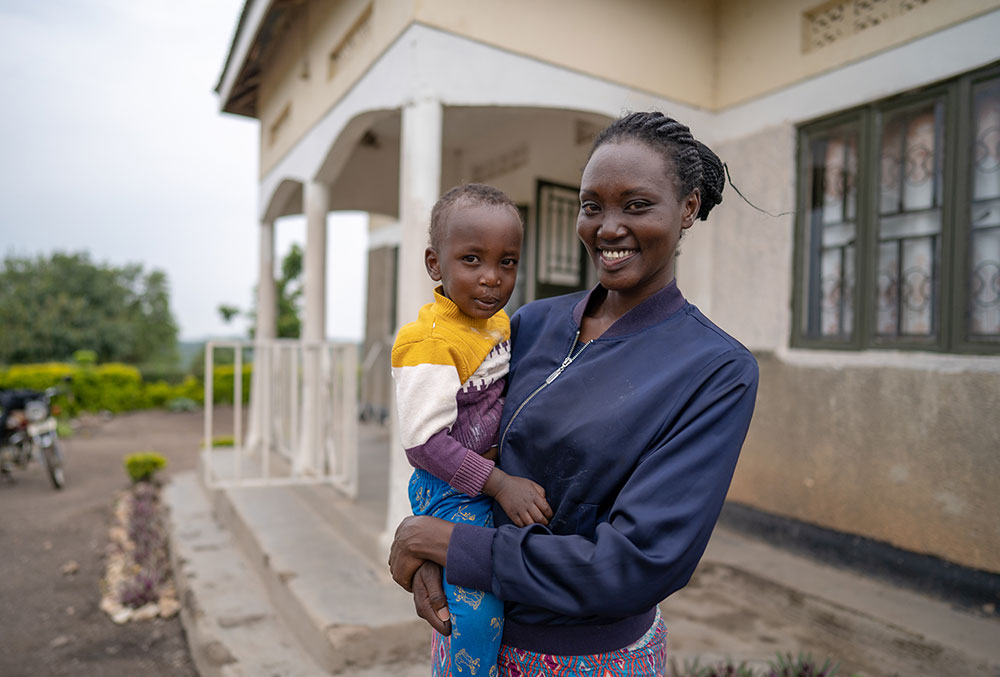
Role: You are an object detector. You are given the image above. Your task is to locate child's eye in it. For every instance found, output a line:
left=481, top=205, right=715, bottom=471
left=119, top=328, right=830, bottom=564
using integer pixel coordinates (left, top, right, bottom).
left=501, top=258, right=518, bottom=267
left=461, top=255, right=479, bottom=263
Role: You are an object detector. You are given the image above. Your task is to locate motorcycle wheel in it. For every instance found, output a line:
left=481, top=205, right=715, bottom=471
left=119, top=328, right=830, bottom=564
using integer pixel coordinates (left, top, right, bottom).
left=40, top=441, right=65, bottom=490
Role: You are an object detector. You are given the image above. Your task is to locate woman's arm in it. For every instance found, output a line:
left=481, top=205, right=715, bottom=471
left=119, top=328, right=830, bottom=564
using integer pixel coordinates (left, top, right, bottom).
left=388, top=515, right=455, bottom=590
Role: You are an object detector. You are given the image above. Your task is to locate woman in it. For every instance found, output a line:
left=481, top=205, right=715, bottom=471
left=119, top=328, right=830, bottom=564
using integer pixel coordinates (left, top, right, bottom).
left=390, top=111, right=759, bottom=674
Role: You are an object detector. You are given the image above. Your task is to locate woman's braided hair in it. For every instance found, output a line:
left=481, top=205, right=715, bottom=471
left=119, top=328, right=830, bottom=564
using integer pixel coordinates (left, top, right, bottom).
left=589, top=111, right=724, bottom=221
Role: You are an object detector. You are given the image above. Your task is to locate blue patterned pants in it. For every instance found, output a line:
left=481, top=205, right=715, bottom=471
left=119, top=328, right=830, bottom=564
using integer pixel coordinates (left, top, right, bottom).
left=410, top=469, right=504, bottom=677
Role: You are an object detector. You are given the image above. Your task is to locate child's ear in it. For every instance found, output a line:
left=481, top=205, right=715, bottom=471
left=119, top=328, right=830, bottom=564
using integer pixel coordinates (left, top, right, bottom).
left=425, top=247, right=442, bottom=281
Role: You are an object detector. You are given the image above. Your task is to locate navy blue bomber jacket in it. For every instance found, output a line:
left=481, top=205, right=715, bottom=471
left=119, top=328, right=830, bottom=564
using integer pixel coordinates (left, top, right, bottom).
left=445, top=281, right=758, bottom=656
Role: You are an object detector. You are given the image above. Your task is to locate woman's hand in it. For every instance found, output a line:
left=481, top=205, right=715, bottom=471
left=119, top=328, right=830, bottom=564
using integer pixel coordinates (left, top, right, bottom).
left=388, top=515, right=455, bottom=592
left=412, top=561, right=451, bottom=636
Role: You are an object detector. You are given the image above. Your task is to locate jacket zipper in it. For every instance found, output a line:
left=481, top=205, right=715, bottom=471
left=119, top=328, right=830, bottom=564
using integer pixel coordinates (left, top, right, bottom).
left=499, top=331, right=592, bottom=452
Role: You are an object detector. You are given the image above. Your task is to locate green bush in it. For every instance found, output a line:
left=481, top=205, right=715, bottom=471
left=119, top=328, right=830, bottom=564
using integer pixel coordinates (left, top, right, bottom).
left=0, top=362, right=77, bottom=415
left=137, top=363, right=189, bottom=385
left=0, top=362, right=251, bottom=414
left=208, top=364, right=252, bottom=405
left=72, top=350, right=97, bottom=366
left=124, top=452, right=167, bottom=483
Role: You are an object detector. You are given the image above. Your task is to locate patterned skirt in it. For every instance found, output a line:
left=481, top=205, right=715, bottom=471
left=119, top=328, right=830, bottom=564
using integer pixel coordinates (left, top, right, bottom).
left=431, top=609, right=667, bottom=677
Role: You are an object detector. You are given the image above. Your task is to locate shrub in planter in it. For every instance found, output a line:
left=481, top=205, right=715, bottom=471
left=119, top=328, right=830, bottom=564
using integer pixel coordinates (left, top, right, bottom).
left=124, top=452, right=167, bottom=483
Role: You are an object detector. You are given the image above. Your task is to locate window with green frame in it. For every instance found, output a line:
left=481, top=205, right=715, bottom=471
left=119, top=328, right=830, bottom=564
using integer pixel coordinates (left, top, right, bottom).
left=793, top=62, right=1000, bottom=353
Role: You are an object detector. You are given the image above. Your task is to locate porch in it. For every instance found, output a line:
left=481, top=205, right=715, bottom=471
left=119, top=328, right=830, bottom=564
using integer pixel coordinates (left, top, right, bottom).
left=166, top=441, right=1000, bottom=676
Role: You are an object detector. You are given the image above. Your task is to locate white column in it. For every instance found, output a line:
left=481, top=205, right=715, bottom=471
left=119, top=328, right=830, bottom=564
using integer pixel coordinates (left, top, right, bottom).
left=382, top=96, right=442, bottom=555
left=257, top=220, right=278, bottom=341
left=246, top=219, right=277, bottom=454
left=295, top=180, right=330, bottom=474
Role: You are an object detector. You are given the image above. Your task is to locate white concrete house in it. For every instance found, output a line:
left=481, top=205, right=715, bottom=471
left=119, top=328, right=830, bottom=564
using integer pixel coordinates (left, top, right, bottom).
left=211, top=0, right=1000, bottom=584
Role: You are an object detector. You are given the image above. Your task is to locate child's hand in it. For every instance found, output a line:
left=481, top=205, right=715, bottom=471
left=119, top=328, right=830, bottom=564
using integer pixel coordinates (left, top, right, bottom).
left=483, top=468, right=553, bottom=527
left=482, top=446, right=499, bottom=462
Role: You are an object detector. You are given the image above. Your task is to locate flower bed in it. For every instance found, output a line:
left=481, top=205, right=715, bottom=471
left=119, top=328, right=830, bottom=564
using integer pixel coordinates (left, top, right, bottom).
left=100, top=481, right=180, bottom=623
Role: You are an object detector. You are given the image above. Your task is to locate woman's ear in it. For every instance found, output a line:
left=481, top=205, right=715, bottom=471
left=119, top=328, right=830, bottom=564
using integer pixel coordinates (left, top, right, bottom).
left=425, top=247, right=442, bottom=281
left=681, top=188, right=701, bottom=229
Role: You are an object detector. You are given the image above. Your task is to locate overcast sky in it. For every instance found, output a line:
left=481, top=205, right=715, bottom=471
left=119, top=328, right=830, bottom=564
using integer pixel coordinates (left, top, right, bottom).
left=0, top=0, right=367, bottom=342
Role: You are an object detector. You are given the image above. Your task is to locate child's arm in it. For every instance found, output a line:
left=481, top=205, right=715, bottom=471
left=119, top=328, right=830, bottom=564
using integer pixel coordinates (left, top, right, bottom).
left=482, top=467, right=553, bottom=527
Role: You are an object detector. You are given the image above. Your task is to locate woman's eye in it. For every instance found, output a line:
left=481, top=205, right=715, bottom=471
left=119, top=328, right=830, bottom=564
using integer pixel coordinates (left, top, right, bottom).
left=580, top=203, right=599, bottom=215
left=625, top=201, right=650, bottom=211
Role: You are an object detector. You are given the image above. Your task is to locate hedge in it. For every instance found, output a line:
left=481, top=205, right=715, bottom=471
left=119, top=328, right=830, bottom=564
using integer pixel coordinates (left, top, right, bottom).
left=0, top=362, right=251, bottom=415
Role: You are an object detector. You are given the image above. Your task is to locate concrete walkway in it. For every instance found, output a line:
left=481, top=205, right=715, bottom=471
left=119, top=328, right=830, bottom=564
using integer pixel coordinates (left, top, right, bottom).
left=164, top=439, right=1000, bottom=676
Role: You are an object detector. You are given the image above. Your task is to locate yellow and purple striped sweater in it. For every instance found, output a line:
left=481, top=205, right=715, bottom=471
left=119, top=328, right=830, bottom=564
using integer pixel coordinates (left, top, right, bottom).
left=391, top=287, right=510, bottom=496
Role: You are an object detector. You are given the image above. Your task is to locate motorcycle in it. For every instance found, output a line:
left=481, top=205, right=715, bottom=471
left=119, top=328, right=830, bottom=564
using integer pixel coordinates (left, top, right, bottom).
left=0, top=387, right=66, bottom=489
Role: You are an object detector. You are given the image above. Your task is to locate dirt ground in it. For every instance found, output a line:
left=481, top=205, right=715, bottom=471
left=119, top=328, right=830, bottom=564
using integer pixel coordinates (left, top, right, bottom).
left=4, top=409, right=995, bottom=677
left=0, top=408, right=219, bottom=677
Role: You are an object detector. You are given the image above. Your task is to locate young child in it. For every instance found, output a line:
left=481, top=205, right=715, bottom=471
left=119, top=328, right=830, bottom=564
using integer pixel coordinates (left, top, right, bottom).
left=391, top=183, right=553, bottom=675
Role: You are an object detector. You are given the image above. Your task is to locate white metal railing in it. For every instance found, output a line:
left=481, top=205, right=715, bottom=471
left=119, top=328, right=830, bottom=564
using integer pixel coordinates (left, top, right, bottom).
left=203, top=339, right=359, bottom=497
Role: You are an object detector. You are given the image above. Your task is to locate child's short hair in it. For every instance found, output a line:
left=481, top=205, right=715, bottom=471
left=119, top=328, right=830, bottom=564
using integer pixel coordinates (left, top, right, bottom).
left=428, top=183, right=522, bottom=249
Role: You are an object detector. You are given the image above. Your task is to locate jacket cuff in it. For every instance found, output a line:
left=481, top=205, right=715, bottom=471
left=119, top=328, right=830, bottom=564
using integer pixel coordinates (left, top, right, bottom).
left=446, top=523, right=494, bottom=592
left=450, top=451, right=495, bottom=496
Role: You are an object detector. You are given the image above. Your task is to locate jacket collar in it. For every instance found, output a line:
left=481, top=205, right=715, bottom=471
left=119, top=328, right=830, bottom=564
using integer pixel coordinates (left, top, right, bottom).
left=571, top=279, right=687, bottom=339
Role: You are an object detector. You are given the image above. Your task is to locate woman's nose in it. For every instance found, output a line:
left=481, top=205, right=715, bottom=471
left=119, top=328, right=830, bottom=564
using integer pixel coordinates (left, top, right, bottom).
left=597, top=219, right=626, bottom=240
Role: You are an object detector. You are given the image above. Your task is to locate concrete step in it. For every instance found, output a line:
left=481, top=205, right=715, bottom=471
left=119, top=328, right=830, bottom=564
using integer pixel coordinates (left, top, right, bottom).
left=164, top=472, right=328, bottom=677
left=165, top=470, right=431, bottom=675
left=200, top=423, right=393, bottom=570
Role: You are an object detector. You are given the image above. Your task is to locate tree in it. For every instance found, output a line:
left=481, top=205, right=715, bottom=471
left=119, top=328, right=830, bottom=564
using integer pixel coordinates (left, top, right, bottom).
left=0, top=252, right=179, bottom=366
left=218, top=243, right=303, bottom=339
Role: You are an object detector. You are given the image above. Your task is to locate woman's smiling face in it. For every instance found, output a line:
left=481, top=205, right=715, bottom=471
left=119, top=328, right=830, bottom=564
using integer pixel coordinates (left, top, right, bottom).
left=577, top=140, right=700, bottom=305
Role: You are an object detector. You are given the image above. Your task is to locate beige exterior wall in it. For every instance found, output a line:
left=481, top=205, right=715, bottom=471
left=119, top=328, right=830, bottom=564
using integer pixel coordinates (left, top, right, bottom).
left=253, top=0, right=1000, bottom=176
left=700, top=111, right=1000, bottom=576
left=258, top=0, right=417, bottom=177
left=414, top=0, right=716, bottom=107
left=255, top=0, right=717, bottom=177
left=731, top=354, right=1000, bottom=573
left=716, top=0, right=1000, bottom=108
left=698, top=124, right=797, bottom=352
left=233, top=0, right=1000, bottom=574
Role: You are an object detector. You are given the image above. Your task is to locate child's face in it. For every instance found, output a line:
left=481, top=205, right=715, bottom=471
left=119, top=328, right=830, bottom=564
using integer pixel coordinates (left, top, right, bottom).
left=425, top=202, right=523, bottom=319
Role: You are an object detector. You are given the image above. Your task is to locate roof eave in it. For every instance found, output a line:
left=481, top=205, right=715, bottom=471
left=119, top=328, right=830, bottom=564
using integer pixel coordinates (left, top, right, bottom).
left=215, top=0, right=273, bottom=118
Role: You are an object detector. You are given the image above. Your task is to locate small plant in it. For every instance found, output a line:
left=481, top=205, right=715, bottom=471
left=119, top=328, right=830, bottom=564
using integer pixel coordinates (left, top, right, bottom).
left=207, top=435, right=235, bottom=448
left=670, top=657, right=756, bottom=677
left=668, top=655, right=857, bottom=677
left=123, top=452, right=167, bottom=483
left=766, top=652, right=842, bottom=677
left=166, top=396, right=198, bottom=412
